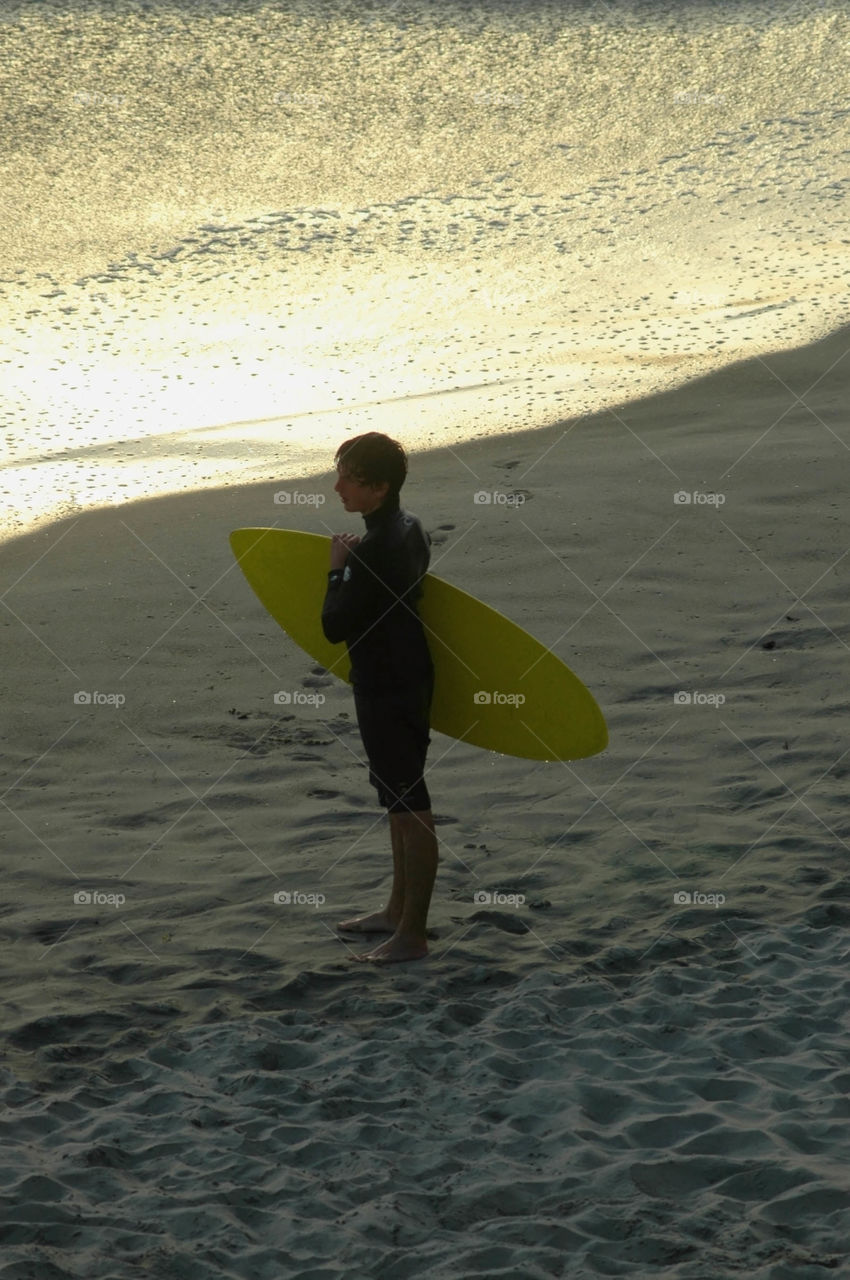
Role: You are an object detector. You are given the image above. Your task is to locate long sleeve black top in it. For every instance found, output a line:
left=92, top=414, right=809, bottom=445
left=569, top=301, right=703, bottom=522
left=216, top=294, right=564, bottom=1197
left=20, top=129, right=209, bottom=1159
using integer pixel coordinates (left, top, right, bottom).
left=321, top=496, right=434, bottom=696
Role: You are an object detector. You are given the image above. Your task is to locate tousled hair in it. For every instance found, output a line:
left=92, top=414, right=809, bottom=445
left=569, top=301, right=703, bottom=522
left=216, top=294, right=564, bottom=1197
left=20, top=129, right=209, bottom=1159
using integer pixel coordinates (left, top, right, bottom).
left=334, top=432, right=408, bottom=499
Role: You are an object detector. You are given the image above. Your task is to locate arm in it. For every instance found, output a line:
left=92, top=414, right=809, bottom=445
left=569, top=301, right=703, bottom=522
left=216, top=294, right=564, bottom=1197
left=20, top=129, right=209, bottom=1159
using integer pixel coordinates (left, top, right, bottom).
left=321, top=535, right=395, bottom=644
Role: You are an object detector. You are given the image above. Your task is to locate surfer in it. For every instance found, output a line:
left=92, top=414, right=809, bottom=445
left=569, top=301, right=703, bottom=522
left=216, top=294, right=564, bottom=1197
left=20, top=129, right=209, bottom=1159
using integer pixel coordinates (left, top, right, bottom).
left=322, top=432, right=438, bottom=963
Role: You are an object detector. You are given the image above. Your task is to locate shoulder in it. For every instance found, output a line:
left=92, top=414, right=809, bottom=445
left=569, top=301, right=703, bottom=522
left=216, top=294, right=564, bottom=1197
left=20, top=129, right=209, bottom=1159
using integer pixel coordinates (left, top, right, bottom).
left=396, top=508, right=430, bottom=545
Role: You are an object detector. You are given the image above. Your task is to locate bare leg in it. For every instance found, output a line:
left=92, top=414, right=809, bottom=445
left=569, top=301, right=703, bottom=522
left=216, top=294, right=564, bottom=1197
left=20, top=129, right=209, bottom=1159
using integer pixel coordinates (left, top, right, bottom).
left=357, top=810, right=437, bottom=963
left=337, top=815, right=406, bottom=933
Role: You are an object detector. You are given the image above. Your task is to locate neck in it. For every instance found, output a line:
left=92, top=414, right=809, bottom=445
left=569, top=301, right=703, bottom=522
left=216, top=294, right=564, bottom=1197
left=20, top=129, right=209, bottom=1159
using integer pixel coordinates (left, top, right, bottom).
left=363, top=492, right=399, bottom=526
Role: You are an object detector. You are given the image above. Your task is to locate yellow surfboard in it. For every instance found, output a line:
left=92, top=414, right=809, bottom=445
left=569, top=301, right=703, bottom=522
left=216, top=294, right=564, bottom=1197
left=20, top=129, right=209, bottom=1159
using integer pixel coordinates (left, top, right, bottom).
left=230, top=528, right=607, bottom=762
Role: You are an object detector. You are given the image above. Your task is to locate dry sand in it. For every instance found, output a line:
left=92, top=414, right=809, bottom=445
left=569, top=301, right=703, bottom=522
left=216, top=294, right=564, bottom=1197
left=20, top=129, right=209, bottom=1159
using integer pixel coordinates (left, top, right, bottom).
left=2, top=328, right=850, bottom=1276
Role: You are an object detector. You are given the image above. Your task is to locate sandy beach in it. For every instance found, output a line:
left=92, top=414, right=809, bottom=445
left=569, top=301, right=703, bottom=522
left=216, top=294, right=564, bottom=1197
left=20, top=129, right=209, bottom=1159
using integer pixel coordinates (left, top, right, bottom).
left=3, top=324, right=850, bottom=1276
left=4, top=0, right=850, bottom=1273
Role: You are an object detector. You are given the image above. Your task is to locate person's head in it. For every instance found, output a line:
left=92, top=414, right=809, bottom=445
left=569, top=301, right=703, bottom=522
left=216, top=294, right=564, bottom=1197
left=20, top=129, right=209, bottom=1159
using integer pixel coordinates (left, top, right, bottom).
left=333, top=432, right=408, bottom=515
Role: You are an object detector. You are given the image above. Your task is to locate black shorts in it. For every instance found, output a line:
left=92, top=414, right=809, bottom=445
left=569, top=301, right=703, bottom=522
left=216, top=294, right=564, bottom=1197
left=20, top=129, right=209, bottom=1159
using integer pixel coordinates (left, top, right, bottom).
left=353, top=677, right=433, bottom=813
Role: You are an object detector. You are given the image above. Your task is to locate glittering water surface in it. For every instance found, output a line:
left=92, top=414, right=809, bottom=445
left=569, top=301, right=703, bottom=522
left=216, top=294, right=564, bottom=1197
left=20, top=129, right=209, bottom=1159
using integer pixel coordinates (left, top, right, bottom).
left=2, top=0, right=848, bottom=535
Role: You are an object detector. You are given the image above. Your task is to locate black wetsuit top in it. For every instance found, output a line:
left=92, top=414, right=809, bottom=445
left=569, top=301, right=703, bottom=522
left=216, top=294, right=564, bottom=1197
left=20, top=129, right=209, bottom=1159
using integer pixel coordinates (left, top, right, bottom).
left=321, top=496, right=433, bottom=696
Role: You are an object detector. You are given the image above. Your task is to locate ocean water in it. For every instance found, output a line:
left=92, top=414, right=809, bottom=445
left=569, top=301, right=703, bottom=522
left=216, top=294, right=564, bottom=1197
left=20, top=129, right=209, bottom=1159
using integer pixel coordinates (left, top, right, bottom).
left=1, top=0, right=848, bottom=537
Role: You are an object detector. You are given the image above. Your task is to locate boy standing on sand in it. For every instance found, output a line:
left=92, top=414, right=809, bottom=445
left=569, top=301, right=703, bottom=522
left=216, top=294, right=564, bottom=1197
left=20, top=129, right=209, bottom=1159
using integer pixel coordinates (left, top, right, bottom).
left=321, top=432, right=438, bottom=964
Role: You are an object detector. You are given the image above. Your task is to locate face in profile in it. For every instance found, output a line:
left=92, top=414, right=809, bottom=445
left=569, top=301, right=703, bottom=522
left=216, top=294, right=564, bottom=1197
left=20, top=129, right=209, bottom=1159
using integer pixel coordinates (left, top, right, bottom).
left=334, top=464, right=388, bottom=514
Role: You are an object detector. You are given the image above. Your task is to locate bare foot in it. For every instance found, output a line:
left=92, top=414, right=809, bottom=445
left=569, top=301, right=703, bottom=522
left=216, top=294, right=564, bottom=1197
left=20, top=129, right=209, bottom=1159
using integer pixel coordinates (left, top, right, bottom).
left=337, top=909, right=398, bottom=934
left=354, top=933, right=429, bottom=964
